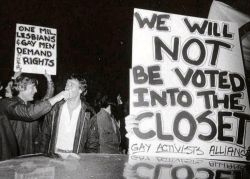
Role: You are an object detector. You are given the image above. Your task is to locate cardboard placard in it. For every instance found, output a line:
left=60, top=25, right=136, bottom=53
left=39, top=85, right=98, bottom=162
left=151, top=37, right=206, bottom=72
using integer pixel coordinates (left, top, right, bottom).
left=129, top=8, right=250, bottom=162
left=14, top=23, right=57, bottom=75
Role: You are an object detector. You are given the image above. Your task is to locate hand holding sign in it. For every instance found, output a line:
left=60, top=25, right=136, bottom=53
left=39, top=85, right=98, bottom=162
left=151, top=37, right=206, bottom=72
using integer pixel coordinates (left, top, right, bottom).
left=43, top=70, right=52, bottom=82
left=12, top=68, right=22, bottom=80
left=125, top=115, right=139, bottom=138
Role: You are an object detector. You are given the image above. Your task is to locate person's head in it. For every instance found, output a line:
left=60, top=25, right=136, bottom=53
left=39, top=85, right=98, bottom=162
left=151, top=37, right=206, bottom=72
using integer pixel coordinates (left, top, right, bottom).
left=0, top=81, right=3, bottom=98
left=5, top=80, right=14, bottom=98
left=64, top=74, right=87, bottom=100
left=99, top=94, right=117, bottom=115
left=12, top=74, right=38, bottom=102
left=0, top=81, right=2, bottom=91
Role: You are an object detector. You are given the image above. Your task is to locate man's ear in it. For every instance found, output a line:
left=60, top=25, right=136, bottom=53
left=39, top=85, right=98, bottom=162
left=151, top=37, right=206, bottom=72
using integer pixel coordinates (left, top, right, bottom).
left=80, top=87, right=87, bottom=96
left=18, top=84, right=25, bottom=91
left=83, top=90, right=88, bottom=96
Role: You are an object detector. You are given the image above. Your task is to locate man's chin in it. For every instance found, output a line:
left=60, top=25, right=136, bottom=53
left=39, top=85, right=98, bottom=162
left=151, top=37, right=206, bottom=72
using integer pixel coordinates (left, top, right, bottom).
left=28, top=97, right=34, bottom=101
left=5, top=93, right=11, bottom=98
left=65, top=97, right=73, bottom=101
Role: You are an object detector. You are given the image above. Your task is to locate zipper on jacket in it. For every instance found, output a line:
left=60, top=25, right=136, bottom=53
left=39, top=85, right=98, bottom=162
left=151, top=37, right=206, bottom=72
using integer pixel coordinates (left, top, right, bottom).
left=77, top=112, right=86, bottom=153
left=48, top=113, right=55, bottom=153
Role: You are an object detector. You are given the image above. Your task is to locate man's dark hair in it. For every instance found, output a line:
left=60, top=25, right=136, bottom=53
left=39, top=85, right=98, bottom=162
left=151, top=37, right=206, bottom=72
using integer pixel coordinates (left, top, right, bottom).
left=98, top=94, right=119, bottom=119
left=98, top=95, right=115, bottom=108
left=12, top=74, right=38, bottom=96
left=68, top=73, right=87, bottom=98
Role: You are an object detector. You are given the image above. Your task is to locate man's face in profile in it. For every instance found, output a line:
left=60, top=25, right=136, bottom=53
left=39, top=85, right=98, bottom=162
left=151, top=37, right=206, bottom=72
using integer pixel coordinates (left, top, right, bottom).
left=65, top=79, right=82, bottom=99
left=21, top=83, right=37, bottom=102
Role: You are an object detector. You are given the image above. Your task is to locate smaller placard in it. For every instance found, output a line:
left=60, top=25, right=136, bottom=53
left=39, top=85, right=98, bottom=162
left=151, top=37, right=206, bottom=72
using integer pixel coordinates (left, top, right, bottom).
left=14, top=23, right=57, bottom=75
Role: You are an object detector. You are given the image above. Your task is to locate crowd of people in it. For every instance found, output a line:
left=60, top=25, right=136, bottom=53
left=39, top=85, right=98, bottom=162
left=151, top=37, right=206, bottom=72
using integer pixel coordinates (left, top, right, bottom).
left=0, top=71, right=128, bottom=161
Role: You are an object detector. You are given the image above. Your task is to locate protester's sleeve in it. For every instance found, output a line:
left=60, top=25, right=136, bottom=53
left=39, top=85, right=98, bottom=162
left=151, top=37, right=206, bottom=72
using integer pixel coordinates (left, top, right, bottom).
left=6, top=100, right=52, bottom=121
left=85, top=115, right=99, bottom=153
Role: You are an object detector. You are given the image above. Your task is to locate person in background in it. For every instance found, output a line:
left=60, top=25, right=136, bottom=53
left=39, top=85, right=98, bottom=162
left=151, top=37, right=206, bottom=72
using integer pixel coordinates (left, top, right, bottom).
left=40, top=74, right=99, bottom=159
left=5, top=80, right=14, bottom=98
left=116, top=95, right=129, bottom=154
left=0, top=74, right=68, bottom=161
left=96, top=94, right=121, bottom=154
left=4, top=71, right=23, bottom=98
left=93, top=91, right=102, bottom=112
left=0, top=81, right=3, bottom=99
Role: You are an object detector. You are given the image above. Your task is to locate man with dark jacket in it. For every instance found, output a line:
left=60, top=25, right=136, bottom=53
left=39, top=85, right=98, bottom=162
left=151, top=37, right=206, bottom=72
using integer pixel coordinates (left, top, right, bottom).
left=9, top=73, right=55, bottom=155
left=96, top=94, right=121, bottom=154
left=0, top=74, right=68, bottom=161
left=40, top=74, right=99, bottom=157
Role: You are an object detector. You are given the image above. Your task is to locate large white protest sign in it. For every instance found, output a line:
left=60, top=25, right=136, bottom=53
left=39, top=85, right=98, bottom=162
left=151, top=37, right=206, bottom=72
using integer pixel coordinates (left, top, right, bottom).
left=14, top=23, right=57, bottom=75
left=129, top=8, right=250, bottom=162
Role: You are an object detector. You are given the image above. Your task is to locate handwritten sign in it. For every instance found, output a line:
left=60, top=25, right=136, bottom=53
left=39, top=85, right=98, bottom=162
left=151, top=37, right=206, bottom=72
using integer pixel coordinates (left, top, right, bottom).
left=129, top=8, right=250, bottom=162
left=14, top=23, right=57, bottom=75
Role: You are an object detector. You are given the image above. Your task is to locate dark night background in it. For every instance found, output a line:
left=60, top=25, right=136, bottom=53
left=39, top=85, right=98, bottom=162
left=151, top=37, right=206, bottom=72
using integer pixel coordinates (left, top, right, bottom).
left=1, top=0, right=249, bottom=103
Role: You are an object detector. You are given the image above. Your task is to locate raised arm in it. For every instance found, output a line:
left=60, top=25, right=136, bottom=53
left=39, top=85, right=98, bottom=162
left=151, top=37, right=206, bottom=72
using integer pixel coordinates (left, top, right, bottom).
left=6, top=91, right=68, bottom=122
left=42, top=72, right=55, bottom=101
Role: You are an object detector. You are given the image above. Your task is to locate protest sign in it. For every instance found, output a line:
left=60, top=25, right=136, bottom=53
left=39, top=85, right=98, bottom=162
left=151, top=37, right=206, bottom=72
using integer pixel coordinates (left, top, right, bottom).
left=14, top=23, right=57, bottom=75
left=129, top=8, right=250, bottom=161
